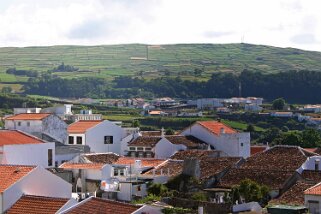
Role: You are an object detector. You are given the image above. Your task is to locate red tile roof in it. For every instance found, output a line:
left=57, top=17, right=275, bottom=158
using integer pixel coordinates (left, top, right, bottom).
left=6, top=195, right=69, bottom=214
left=0, top=165, right=35, bottom=192
left=171, top=150, right=220, bottom=160
left=197, top=121, right=237, bottom=136
left=305, top=182, right=321, bottom=196
left=59, top=163, right=105, bottom=170
left=65, top=197, right=141, bottom=214
left=115, top=157, right=166, bottom=168
left=0, top=130, right=44, bottom=146
left=250, top=146, right=268, bottom=156
left=144, top=160, right=184, bottom=177
left=83, top=153, right=120, bottom=164
left=128, top=136, right=161, bottom=147
left=165, top=135, right=207, bottom=148
left=5, top=113, right=51, bottom=120
left=301, top=170, right=321, bottom=183
left=68, top=120, right=103, bottom=134
left=269, top=181, right=316, bottom=206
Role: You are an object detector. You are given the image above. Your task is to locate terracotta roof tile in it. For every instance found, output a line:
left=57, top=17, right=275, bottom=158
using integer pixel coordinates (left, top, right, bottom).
left=141, top=131, right=161, bottom=137
left=301, top=170, right=321, bottom=183
left=59, top=163, right=105, bottom=169
left=0, top=130, right=44, bottom=146
left=68, top=120, right=103, bottom=134
left=0, top=165, right=35, bottom=192
left=115, top=157, right=166, bottom=168
left=65, top=197, right=141, bottom=214
left=165, top=135, right=207, bottom=148
left=269, top=181, right=316, bottom=206
left=83, top=153, right=120, bottom=164
left=241, top=146, right=313, bottom=171
left=250, top=146, right=268, bottom=156
left=218, top=168, right=294, bottom=189
left=144, top=160, right=184, bottom=177
left=197, top=121, right=237, bottom=136
left=170, top=150, right=220, bottom=160
left=305, top=181, right=321, bottom=196
left=6, top=195, right=69, bottom=214
left=128, top=136, right=161, bottom=147
left=5, top=113, right=51, bottom=120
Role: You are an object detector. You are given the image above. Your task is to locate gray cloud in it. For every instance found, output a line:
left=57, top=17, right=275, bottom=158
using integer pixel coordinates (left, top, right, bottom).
left=290, top=33, right=317, bottom=44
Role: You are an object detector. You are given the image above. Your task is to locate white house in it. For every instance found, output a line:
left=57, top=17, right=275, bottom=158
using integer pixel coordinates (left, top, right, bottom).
left=270, top=112, right=294, bottom=118
left=297, top=156, right=321, bottom=173
left=181, top=121, right=250, bottom=158
left=0, top=130, right=55, bottom=168
left=197, top=98, right=225, bottom=110
left=41, top=104, right=73, bottom=118
left=13, top=107, right=42, bottom=114
left=5, top=113, right=68, bottom=144
left=67, top=120, right=131, bottom=155
left=304, top=182, right=321, bottom=214
left=0, top=165, right=72, bottom=213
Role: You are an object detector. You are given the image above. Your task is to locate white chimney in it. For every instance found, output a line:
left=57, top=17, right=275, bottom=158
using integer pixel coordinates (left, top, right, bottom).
left=198, top=206, right=204, bottom=214
left=161, top=127, right=165, bottom=137
left=220, top=127, right=225, bottom=134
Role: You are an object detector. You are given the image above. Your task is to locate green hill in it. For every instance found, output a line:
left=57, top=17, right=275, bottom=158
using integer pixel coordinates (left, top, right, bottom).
left=1, top=43, right=321, bottom=83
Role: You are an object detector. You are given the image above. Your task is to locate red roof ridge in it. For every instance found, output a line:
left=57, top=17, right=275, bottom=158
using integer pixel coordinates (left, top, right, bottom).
left=5, top=113, right=51, bottom=120
left=304, top=181, right=321, bottom=195
left=68, top=120, right=103, bottom=134
left=0, top=130, right=45, bottom=146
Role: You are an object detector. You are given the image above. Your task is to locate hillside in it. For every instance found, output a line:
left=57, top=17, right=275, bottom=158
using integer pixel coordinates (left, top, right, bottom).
left=1, top=43, right=321, bottom=86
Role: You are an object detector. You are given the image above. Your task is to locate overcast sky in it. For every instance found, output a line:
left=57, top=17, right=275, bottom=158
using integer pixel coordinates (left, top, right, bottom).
left=0, top=0, right=321, bottom=51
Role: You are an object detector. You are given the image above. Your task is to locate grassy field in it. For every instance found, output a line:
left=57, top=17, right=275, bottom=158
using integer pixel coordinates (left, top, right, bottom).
left=2, top=43, right=321, bottom=92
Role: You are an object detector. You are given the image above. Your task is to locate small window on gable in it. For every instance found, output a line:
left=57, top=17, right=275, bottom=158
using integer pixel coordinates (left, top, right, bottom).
left=76, top=136, right=82, bottom=145
left=68, top=136, right=74, bottom=144
left=104, top=136, right=113, bottom=144
left=241, top=143, right=244, bottom=147
left=27, top=122, right=30, bottom=127
left=17, top=122, right=21, bottom=126
left=315, top=160, right=320, bottom=171
left=114, top=169, right=119, bottom=176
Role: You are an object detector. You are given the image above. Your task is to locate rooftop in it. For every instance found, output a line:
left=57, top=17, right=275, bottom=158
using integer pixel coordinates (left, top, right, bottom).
left=68, top=120, right=103, bottom=134
left=65, top=197, right=141, bottom=214
left=115, top=157, right=166, bottom=168
left=269, top=181, right=315, bottom=206
left=5, top=113, right=51, bottom=120
left=0, top=165, right=35, bottom=192
left=128, top=136, right=161, bottom=147
left=196, top=121, right=237, bottom=136
left=250, top=145, right=268, bottom=156
left=165, top=135, right=207, bottom=148
left=6, top=195, right=69, bottom=214
left=83, top=153, right=120, bottom=164
left=59, top=163, right=105, bottom=170
left=144, top=160, right=184, bottom=177
left=171, top=150, right=220, bottom=160
left=0, top=130, right=44, bottom=146
left=301, top=170, right=321, bottom=183
left=304, top=181, right=321, bottom=196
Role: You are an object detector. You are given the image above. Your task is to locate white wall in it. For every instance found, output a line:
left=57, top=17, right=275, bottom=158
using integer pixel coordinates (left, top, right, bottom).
left=133, top=205, right=163, bottom=214
left=85, top=120, right=126, bottom=154
left=2, top=143, right=55, bottom=168
left=2, top=166, right=71, bottom=212
left=305, top=195, right=321, bottom=214
left=42, top=115, right=68, bottom=143
left=5, top=120, right=43, bottom=133
left=298, top=156, right=321, bottom=173
left=154, top=138, right=186, bottom=159
left=181, top=123, right=250, bottom=158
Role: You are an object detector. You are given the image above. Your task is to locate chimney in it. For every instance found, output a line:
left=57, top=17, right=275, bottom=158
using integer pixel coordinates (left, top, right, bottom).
left=198, top=207, right=204, bottom=214
left=161, top=127, right=165, bottom=138
left=220, top=127, right=225, bottom=134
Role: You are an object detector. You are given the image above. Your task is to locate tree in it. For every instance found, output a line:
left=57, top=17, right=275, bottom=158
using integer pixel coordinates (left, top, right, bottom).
left=246, top=124, right=255, bottom=132
left=1, top=86, right=12, bottom=94
left=272, top=98, right=285, bottom=110
left=147, top=183, right=168, bottom=196
left=302, top=128, right=321, bottom=148
left=231, top=179, right=269, bottom=204
left=274, top=131, right=303, bottom=146
left=131, top=120, right=140, bottom=128
left=165, top=128, right=175, bottom=135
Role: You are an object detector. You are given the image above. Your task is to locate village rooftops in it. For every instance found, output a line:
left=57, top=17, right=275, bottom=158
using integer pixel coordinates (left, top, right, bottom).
left=301, top=170, right=321, bottom=183
left=240, top=145, right=316, bottom=171
left=59, top=163, right=105, bottom=170
left=5, top=113, right=51, bottom=120
left=82, top=153, right=120, bottom=164
left=0, top=165, right=35, bottom=192
left=250, top=145, right=268, bottom=156
left=128, top=136, right=162, bottom=147
left=115, top=157, right=166, bottom=168
left=170, top=150, right=221, bottom=160
left=67, top=120, right=103, bottom=134
left=6, top=195, right=70, bottom=214
left=143, top=160, right=184, bottom=177
left=304, top=181, right=321, bottom=196
left=62, top=196, right=141, bottom=214
left=0, top=130, right=45, bottom=146
left=197, top=121, right=237, bottom=135
left=269, top=181, right=316, bottom=206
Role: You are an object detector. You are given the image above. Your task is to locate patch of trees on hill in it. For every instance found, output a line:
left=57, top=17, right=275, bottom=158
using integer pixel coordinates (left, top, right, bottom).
left=51, top=62, right=79, bottom=72
left=6, top=68, right=38, bottom=77
left=22, top=70, right=321, bottom=103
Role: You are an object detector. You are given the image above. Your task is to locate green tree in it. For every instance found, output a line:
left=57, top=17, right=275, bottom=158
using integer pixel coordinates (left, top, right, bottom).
left=148, top=183, right=168, bottom=196
left=302, top=128, right=321, bottom=148
left=275, top=131, right=303, bottom=146
left=131, top=120, right=140, bottom=128
left=1, top=86, right=12, bottom=94
left=232, top=179, right=269, bottom=203
left=165, top=128, right=175, bottom=135
left=272, top=98, right=285, bottom=110
left=246, top=124, right=255, bottom=132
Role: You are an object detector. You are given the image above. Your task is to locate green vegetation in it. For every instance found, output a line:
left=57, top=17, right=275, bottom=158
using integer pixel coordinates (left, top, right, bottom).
left=272, top=98, right=286, bottom=110
left=132, top=194, right=161, bottom=205
left=162, top=207, right=194, bottom=214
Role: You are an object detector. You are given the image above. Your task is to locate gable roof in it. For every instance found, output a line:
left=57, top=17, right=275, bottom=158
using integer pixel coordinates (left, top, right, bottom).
left=304, top=181, right=321, bottom=196
left=64, top=197, right=141, bottom=214
left=269, top=181, right=316, bottom=206
left=5, top=113, right=51, bottom=120
left=170, top=150, right=220, bottom=160
left=0, top=165, right=35, bottom=192
left=0, top=130, right=45, bottom=146
left=165, top=135, right=207, bottom=148
left=301, top=170, right=321, bottom=183
left=68, top=120, right=103, bottom=134
left=59, top=163, right=105, bottom=170
left=6, top=195, right=69, bottom=214
left=83, top=153, right=120, bottom=164
left=143, top=160, right=184, bottom=177
left=196, top=121, right=237, bottom=136
left=115, top=157, right=166, bottom=168
left=128, top=136, right=162, bottom=147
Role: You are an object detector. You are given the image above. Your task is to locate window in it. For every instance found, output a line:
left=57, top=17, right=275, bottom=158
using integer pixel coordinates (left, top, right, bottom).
left=27, top=122, right=30, bottom=127
left=76, top=136, right=82, bottom=145
left=104, top=136, right=113, bottom=144
left=68, top=136, right=74, bottom=144
left=114, top=169, right=119, bottom=176
left=48, top=149, right=53, bottom=166
left=137, top=147, right=143, bottom=151
left=17, top=122, right=21, bottom=126
left=129, top=147, right=136, bottom=151
left=241, top=143, right=244, bottom=147
left=145, top=148, right=152, bottom=151
left=315, top=160, right=320, bottom=171
left=119, top=169, right=124, bottom=176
